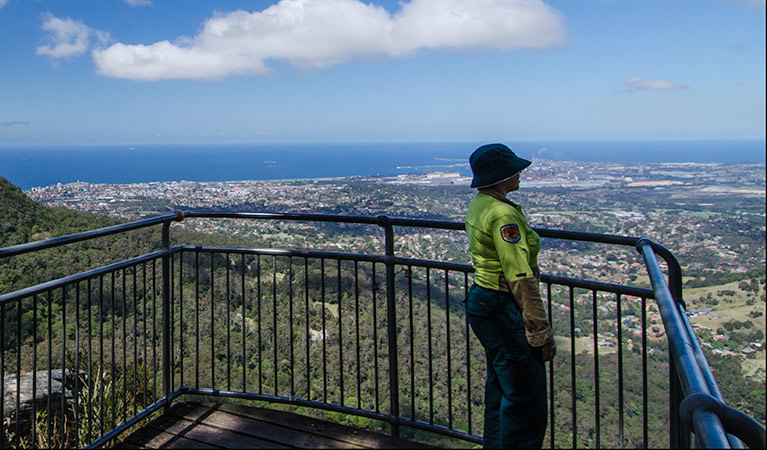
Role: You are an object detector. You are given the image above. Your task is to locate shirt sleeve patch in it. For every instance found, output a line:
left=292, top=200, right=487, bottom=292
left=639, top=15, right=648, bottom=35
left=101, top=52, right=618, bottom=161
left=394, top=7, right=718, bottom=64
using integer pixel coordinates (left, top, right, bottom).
left=500, top=224, right=521, bottom=243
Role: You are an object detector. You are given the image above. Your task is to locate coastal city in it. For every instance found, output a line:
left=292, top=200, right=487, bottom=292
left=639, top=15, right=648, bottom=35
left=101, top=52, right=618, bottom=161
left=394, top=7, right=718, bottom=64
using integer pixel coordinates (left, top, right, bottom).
left=26, top=158, right=765, bottom=276
left=25, top=158, right=765, bottom=286
left=26, top=157, right=765, bottom=218
left=24, top=158, right=766, bottom=385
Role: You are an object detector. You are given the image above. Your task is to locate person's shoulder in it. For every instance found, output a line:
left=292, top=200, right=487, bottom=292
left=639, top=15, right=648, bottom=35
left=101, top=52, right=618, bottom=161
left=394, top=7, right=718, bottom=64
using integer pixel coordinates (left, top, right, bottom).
left=475, top=194, right=522, bottom=222
left=475, top=192, right=509, bottom=206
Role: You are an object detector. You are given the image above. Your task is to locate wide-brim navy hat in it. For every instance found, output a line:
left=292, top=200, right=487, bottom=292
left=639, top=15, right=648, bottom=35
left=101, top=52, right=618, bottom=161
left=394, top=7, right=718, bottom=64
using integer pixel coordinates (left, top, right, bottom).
left=469, top=143, right=531, bottom=188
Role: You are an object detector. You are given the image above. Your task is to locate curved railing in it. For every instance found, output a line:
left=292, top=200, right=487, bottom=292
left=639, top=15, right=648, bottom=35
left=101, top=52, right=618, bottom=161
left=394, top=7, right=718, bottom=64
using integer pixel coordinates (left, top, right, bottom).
left=0, top=212, right=763, bottom=448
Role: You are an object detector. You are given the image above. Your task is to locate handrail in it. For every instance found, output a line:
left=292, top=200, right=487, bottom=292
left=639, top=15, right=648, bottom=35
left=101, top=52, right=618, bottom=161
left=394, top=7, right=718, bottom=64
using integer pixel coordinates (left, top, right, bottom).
left=0, top=250, right=165, bottom=306
left=182, top=211, right=684, bottom=301
left=637, top=239, right=766, bottom=449
left=0, top=210, right=681, bottom=295
left=0, top=209, right=686, bottom=317
left=0, top=212, right=182, bottom=259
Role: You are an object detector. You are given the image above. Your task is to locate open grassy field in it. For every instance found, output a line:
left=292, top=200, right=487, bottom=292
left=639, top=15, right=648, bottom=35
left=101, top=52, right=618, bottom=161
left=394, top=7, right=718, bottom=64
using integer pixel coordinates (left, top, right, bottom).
left=554, top=335, right=620, bottom=356
left=685, top=281, right=765, bottom=334
left=684, top=280, right=766, bottom=377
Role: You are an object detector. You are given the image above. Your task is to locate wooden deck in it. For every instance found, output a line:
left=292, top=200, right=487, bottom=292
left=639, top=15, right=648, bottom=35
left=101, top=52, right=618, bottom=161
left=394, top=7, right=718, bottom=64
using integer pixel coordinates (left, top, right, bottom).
left=120, top=402, right=436, bottom=449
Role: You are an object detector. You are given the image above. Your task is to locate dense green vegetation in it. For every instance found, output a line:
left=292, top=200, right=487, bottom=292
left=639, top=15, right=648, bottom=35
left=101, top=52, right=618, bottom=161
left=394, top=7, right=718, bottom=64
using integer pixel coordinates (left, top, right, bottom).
left=0, top=178, right=119, bottom=249
left=0, top=177, right=260, bottom=295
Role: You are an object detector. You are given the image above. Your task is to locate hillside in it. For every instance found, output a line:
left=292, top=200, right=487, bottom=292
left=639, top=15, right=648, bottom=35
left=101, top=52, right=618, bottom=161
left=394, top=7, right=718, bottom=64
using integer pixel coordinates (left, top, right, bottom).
left=1, top=177, right=253, bottom=295
left=0, top=177, right=119, bottom=248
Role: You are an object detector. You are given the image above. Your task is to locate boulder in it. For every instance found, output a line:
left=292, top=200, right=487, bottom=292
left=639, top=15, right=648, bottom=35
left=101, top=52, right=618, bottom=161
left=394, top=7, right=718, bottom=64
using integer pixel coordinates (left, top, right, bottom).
left=1, top=369, right=85, bottom=424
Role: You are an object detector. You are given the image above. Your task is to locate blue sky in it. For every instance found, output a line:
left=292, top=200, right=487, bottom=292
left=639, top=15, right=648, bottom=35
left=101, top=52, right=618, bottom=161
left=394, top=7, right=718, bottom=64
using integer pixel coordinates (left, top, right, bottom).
left=0, top=0, right=764, bottom=146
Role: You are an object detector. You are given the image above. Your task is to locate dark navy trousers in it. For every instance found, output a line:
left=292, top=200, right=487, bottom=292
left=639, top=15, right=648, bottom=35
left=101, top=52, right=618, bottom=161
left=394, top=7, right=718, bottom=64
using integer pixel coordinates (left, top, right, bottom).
left=465, top=284, right=548, bottom=448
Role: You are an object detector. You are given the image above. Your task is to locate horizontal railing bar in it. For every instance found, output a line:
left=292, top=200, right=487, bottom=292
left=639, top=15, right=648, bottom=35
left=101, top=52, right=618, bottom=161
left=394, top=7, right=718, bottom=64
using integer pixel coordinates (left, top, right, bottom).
left=681, top=302, right=727, bottom=403
left=0, top=250, right=166, bottom=306
left=179, top=246, right=655, bottom=299
left=638, top=240, right=731, bottom=448
left=183, top=211, right=644, bottom=246
left=181, top=246, right=654, bottom=298
left=86, top=388, right=185, bottom=449
left=388, top=256, right=656, bottom=297
left=183, top=211, right=640, bottom=246
left=641, top=240, right=765, bottom=448
left=180, top=212, right=682, bottom=294
left=398, top=417, right=483, bottom=445
left=0, top=214, right=179, bottom=259
left=0, top=211, right=678, bottom=295
left=179, top=386, right=394, bottom=424
left=391, top=256, right=472, bottom=273
left=543, top=274, right=655, bottom=299
left=0, top=212, right=674, bottom=271
left=678, top=324, right=745, bottom=450
left=177, top=387, right=484, bottom=444
left=0, top=248, right=653, bottom=310
left=535, top=228, right=639, bottom=246
left=639, top=240, right=711, bottom=398
left=86, top=402, right=163, bottom=449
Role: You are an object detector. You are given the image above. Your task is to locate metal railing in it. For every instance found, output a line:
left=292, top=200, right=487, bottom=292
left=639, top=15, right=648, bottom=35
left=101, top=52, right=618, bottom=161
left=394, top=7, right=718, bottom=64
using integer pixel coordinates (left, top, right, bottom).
left=0, top=212, right=764, bottom=448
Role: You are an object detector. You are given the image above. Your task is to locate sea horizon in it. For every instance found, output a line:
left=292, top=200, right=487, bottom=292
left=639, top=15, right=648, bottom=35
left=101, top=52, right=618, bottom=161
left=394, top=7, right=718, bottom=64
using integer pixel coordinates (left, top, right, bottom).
left=1, top=139, right=764, bottom=190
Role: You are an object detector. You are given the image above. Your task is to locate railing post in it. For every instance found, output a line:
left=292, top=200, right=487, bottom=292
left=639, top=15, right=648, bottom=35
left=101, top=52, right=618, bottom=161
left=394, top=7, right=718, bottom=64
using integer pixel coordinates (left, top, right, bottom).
left=161, top=220, right=172, bottom=414
left=377, top=215, right=400, bottom=438
left=650, top=242, right=684, bottom=306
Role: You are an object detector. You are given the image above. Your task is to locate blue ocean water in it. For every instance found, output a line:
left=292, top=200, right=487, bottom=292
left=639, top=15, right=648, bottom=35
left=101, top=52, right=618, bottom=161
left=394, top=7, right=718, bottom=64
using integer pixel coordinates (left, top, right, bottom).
left=0, top=140, right=764, bottom=190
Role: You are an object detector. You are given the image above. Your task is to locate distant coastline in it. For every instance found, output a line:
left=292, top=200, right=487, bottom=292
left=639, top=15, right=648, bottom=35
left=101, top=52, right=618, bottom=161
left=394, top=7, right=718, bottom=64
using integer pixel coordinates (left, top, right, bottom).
left=1, top=140, right=764, bottom=190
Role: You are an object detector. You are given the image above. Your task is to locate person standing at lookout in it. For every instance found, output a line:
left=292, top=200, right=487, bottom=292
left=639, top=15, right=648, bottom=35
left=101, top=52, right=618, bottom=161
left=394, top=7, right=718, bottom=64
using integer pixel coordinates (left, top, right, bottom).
left=464, top=143, right=556, bottom=448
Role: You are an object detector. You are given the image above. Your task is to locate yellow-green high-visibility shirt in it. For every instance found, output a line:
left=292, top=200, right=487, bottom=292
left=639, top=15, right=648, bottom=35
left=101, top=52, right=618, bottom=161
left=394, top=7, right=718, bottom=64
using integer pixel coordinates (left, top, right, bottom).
left=465, top=191, right=540, bottom=290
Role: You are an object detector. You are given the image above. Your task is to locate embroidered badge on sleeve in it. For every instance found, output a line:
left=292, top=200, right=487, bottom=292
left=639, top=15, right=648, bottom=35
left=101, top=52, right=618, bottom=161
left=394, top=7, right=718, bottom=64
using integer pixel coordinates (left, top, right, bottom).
left=500, top=224, right=521, bottom=243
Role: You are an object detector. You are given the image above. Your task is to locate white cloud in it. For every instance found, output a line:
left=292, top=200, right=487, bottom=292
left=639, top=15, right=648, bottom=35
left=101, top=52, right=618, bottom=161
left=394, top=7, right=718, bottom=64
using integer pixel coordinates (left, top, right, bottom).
left=623, top=77, right=687, bottom=92
left=92, top=0, right=567, bottom=81
left=0, top=0, right=8, bottom=10
left=36, top=13, right=109, bottom=60
left=393, top=0, right=565, bottom=52
left=124, top=0, right=153, bottom=6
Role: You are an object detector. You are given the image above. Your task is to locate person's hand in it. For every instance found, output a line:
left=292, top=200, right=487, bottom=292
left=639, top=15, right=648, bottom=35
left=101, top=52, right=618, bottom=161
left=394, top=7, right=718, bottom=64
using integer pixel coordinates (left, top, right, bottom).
left=542, top=338, right=557, bottom=362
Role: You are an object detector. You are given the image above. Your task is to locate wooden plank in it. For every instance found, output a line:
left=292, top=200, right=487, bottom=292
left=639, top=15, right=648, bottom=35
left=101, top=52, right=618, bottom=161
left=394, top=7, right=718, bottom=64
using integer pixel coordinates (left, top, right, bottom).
left=146, top=414, right=289, bottom=449
left=122, top=401, right=437, bottom=449
left=120, top=418, right=181, bottom=448
left=168, top=402, right=212, bottom=421
left=164, top=435, right=223, bottom=450
left=114, top=441, right=144, bottom=449
left=173, top=403, right=364, bottom=449
left=143, top=416, right=204, bottom=437
left=120, top=427, right=219, bottom=449
left=197, top=402, right=435, bottom=449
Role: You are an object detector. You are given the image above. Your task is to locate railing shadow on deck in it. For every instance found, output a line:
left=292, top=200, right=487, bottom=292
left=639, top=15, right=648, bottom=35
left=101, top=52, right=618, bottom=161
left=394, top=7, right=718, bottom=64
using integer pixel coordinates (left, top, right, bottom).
left=0, top=211, right=764, bottom=449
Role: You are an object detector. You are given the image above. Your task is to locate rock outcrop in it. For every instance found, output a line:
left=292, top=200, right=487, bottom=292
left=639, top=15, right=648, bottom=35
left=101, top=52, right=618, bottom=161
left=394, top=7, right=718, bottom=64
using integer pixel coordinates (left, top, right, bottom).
left=2, top=370, right=84, bottom=426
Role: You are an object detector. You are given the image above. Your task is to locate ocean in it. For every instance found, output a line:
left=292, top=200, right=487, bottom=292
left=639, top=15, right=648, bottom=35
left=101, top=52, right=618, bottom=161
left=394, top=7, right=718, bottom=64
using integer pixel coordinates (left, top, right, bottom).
left=0, top=140, right=764, bottom=190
